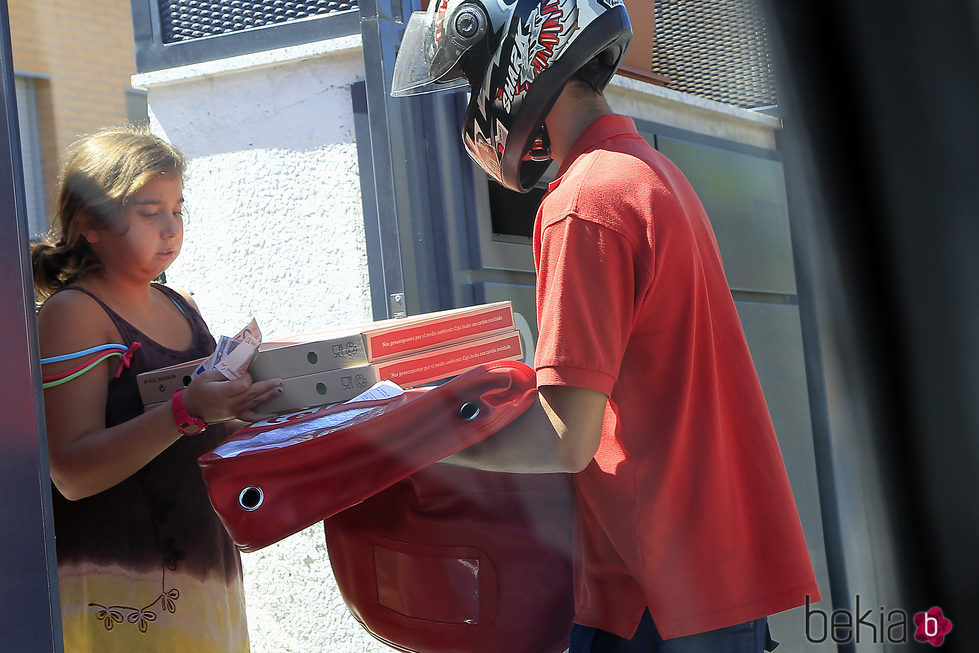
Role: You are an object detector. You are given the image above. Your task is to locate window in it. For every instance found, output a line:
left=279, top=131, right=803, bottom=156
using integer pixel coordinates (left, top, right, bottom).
left=486, top=180, right=546, bottom=241
left=126, top=88, right=149, bottom=125
left=14, top=74, right=46, bottom=238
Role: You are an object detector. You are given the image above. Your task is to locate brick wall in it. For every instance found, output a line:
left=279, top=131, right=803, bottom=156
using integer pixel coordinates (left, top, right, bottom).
left=8, top=0, right=137, bottom=226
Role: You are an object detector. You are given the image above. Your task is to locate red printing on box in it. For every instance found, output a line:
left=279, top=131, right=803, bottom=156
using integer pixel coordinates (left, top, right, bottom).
left=366, top=305, right=515, bottom=360
left=374, top=332, right=523, bottom=388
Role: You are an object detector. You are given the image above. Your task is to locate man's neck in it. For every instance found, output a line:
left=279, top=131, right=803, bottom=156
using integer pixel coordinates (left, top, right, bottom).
left=544, top=86, right=613, bottom=167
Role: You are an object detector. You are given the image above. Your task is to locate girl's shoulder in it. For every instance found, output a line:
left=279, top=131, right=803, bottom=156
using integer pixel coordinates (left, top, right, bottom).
left=38, top=286, right=114, bottom=331
left=37, top=288, right=121, bottom=369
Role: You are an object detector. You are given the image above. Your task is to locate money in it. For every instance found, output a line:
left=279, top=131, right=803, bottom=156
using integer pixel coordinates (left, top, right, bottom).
left=193, top=318, right=263, bottom=381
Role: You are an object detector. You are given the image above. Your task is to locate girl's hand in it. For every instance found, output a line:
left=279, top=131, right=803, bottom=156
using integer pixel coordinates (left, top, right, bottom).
left=182, top=369, right=284, bottom=424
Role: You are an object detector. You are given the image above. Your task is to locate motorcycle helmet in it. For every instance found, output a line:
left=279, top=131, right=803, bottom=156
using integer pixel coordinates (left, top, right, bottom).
left=392, top=0, right=633, bottom=192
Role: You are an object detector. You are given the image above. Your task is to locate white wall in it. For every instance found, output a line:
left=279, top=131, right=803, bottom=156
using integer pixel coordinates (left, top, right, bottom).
left=133, top=37, right=393, bottom=653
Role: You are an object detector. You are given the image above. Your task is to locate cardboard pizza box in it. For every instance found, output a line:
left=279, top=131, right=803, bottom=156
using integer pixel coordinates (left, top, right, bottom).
left=373, top=330, right=524, bottom=389
left=144, top=330, right=522, bottom=416
left=137, top=301, right=517, bottom=409
left=360, top=301, right=515, bottom=362
left=146, top=364, right=380, bottom=415
left=253, top=364, right=380, bottom=413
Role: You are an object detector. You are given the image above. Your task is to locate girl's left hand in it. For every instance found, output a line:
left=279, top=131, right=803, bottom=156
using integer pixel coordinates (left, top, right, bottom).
left=182, top=368, right=284, bottom=424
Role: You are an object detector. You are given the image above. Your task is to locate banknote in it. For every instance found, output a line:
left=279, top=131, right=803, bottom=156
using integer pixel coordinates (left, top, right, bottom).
left=193, top=318, right=263, bottom=380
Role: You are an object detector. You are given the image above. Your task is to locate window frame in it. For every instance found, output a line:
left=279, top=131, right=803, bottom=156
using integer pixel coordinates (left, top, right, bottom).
left=13, top=72, right=47, bottom=239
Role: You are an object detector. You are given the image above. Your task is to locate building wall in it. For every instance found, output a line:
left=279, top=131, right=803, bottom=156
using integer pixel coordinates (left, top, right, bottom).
left=8, top=0, right=137, bottom=226
left=132, top=37, right=388, bottom=653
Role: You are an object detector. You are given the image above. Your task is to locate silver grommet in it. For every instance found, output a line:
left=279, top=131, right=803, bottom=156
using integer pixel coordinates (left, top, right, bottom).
left=238, top=486, right=264, bottom=511
left=458, top=402, right=480, bottom=421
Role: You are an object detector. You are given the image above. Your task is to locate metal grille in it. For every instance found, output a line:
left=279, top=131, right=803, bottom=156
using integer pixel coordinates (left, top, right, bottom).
left=650, top=0, right=777, bottom=109
left=160, top=0, right=359, bottom=43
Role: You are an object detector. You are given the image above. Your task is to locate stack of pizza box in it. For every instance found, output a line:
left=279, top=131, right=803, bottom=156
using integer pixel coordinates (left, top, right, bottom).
left=137, top=301, right=524, bottom=415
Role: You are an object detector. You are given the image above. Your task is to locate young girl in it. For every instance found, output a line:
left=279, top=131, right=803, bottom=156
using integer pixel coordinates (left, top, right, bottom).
left=32, top=125, right=282, bottom=652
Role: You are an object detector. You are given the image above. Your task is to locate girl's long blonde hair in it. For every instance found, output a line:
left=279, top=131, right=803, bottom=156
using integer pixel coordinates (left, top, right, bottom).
left=30, top=124, right=186, bottom=302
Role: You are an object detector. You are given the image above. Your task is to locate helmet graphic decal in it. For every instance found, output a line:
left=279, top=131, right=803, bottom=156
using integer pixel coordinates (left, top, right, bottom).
left=530, top=0, right=579, bottom=75
left=433, top=0, right=450, bottom=46
left=498, top=0, right=579, bottom=114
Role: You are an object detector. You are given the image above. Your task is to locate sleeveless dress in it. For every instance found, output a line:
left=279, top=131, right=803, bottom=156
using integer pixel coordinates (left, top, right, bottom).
left=51, top=284, right=249, bottom=653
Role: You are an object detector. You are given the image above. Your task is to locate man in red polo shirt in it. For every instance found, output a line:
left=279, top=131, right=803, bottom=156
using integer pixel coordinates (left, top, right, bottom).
left=392, top=1, right=820, bottom=651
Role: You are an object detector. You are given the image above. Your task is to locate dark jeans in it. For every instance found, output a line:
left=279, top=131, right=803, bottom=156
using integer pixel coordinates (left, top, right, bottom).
left=570, top=610, right=779, bottom=653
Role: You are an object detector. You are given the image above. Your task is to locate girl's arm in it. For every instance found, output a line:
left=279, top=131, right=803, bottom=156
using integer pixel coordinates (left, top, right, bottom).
left=39, top=291, right=282, bottom=501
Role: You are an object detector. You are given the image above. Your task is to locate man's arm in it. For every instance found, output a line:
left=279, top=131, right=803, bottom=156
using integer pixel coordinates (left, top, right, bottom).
left=441, top=384, right=608, bottom=473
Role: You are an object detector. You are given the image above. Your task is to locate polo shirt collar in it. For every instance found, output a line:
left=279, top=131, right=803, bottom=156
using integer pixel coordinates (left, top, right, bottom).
left=549, top=113, right=639, bottom=191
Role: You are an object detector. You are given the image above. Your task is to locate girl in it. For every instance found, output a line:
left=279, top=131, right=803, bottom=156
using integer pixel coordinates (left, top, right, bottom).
left=32, top=125, right=282, bottom=652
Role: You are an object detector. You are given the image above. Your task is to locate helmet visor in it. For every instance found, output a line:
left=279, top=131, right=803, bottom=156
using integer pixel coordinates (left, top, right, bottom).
left=391, top=3, right=473, bottom=97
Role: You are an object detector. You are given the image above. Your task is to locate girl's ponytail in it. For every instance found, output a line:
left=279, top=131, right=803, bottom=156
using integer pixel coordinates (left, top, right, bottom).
left=30, top=232, right=97, bottom=303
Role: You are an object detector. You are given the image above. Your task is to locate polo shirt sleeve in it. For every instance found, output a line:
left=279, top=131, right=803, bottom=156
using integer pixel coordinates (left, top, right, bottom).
left=535, top=215, right=639, bottom=396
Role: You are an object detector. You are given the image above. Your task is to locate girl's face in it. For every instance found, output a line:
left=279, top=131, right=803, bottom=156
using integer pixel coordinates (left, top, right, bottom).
left=86, top=174, right=185, bottom=283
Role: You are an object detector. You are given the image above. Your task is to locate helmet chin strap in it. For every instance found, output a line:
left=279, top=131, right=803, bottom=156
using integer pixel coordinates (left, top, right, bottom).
left=524, top=126, right=552, bottom=163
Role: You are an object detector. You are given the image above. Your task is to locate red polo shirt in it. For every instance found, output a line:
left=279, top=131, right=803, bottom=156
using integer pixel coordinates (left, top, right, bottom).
left=533, top=114, right=820, bottom=639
